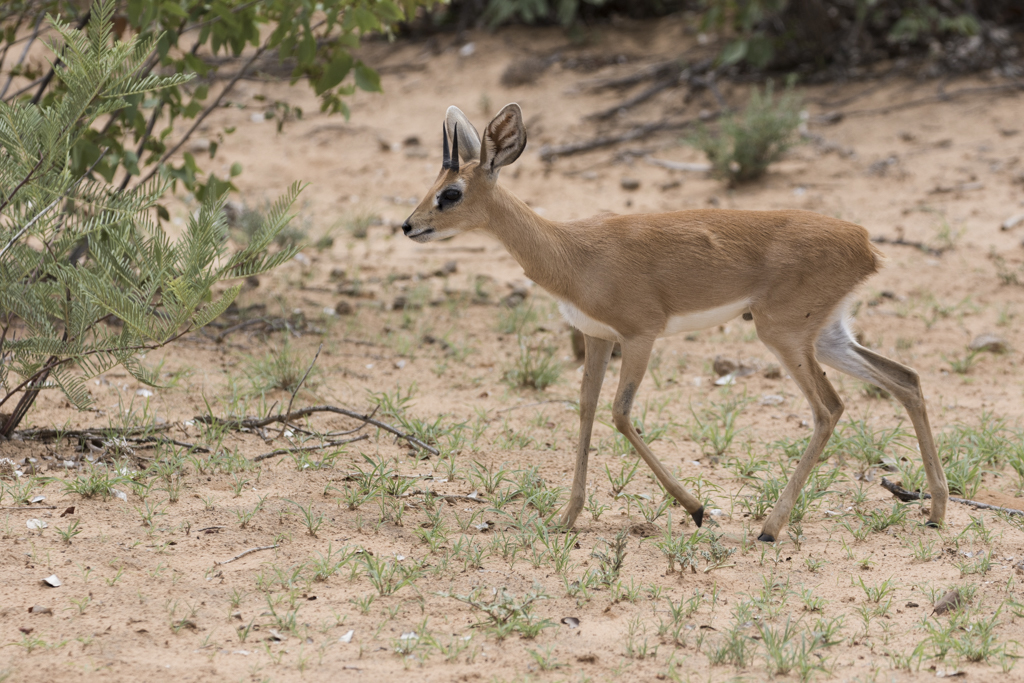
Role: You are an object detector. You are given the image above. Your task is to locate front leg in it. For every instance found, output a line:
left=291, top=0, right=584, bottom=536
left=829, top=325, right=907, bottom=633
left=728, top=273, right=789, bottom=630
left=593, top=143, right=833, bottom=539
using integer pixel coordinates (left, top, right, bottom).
left=613, top=336, right=705, bottom=526
left=561, top=335, right=614, bottom=529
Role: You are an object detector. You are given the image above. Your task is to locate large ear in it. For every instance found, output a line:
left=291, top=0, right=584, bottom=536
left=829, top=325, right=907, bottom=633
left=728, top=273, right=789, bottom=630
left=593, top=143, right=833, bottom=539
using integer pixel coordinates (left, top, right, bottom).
left=445, top=106, right=481, bottom=162
left=480, top=103, right=527, bottom=176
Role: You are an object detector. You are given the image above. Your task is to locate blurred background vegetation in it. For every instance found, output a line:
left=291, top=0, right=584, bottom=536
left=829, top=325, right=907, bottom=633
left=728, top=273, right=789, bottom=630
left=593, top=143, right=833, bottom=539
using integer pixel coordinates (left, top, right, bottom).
left=424, top=1, right=1022, bottom=77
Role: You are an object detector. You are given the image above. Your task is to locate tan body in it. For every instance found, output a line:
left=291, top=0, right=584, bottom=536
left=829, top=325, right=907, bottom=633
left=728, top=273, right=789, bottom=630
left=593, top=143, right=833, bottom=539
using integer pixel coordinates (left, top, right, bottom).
left=403, top=103, right=948, bottom=540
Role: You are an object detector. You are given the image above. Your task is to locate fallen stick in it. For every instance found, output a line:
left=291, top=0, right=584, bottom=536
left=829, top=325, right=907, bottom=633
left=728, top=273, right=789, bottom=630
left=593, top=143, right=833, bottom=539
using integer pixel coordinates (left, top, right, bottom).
left=575, top=59, right=682, bottom=92
left=399, top=489, right=488, bottom=503
left=195, top=404, right=439, bottom=455
left=1, top=505, right=58, bottom=510
left=252, top=434, right=370, bottom=462
left=15, top=424, right=174, bottom=441
left=586, top=74, right=680, bottom=121
left=880, top=477, right=1024, bottom=517
left=838, top=81, right=1024, bottom=118
left=870, top=234, right=945, bottom=257
left=539, top=118, right=707, bottom=162
left=495, top=399, right=576, bottom=416
left=216, top=544, right=280, bottom=565
left=644, top=156, right=712, bottom=172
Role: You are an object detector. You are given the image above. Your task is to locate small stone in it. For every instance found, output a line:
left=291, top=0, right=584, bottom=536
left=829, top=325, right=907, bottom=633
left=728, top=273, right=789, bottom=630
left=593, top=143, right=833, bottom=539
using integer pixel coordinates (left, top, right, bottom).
left=1000, top=213, right=1024, bottom=231
left=392, top=296, right=407, bottom=310
left=329, top=267, right=347, bottom=282
left=334, top=300, right=353, bottom=316
left=620, top=177, right=640, bottom=191
left=29, top=605, right=53, bottom=615
left=434, top=260, right=457, bottom=277
left=969, top=333, right=1009, bottom=354
left=932, top=588, right=963, bottom=615
left=763, top=364, right=782, bottom=379
left=760, top=394, right=785, bottom=406
left=712, top=356, right=737, bottom=376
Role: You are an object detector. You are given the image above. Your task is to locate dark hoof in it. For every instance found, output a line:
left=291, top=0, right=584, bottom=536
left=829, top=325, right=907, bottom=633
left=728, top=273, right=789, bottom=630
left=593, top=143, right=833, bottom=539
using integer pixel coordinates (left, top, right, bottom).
left=923, top=520, right=941, bottom=529
left=757, top=532, right=775, bottom=543
left=690, top=506, right=704, bottom=528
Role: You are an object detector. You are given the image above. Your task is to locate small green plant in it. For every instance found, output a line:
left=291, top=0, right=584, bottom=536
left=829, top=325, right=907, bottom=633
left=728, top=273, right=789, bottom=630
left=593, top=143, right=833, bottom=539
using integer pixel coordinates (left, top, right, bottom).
left=63, top=468, right=122, bottom=500
left=606, top=458, right=640, bottom=497
left=245, top=341, right=321, bottom=395
left=497, top=304, right=537, bottom=335
left=943, top=348, right=982, bottom=375
left=688, top=80, right=801, bottom=184
left=342, top=209, right=380, bottom=239
left=446, top=586, right=554, bottom=640
left=586, top=492, right=610, bottom=520
left=592, top=527, right=630, bottom=583
left=504, top=336, right=561, bottom=390
left=285, top=499, right=324, bottom=537
left=55, top=519, right=83, bottom=545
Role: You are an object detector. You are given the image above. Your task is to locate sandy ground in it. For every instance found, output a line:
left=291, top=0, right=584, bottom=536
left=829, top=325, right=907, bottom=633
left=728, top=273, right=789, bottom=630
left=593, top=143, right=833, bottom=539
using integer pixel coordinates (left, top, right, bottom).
left=3, top=16, right=1024, bottom=683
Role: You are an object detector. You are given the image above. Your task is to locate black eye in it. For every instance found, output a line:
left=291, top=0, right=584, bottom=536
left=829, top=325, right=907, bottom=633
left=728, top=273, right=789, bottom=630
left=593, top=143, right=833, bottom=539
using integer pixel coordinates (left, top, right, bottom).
left=438, top=187, right=462, bottom=210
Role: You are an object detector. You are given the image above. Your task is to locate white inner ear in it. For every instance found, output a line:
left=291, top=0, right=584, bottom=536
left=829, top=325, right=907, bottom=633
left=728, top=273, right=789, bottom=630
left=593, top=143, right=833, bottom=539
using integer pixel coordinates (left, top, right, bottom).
left=445, top=106, right=481, bottom=162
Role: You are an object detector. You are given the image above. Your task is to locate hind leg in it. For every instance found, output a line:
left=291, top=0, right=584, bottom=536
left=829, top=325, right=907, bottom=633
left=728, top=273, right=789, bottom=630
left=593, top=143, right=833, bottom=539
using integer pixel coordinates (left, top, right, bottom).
left=756, top=323, right=845, bottom=543
left=815, top=320, right=948, bottom=527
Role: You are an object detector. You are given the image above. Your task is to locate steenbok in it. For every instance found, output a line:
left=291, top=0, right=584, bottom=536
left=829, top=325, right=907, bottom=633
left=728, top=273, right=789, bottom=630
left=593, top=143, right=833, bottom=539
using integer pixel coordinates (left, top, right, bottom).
left=401, top=103, right=947, bottom=542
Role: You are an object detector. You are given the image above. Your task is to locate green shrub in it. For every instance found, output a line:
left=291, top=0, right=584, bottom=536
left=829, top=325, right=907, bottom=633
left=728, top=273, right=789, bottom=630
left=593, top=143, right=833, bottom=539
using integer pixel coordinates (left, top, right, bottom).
left=688, top=80, right=801, bottom=184
left=0, top=3, right=301, bottom=435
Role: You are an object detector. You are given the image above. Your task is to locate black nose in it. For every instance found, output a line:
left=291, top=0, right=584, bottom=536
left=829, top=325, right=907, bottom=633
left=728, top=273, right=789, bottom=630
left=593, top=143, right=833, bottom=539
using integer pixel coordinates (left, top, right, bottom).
left=402, top=221, right=412, bottom=235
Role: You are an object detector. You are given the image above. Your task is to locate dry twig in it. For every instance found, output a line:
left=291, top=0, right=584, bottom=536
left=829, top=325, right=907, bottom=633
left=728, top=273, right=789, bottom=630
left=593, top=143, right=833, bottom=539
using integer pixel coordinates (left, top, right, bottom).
left=539, top=117, right=708, bottom=162
left=880, top=477, right=1024, bottom=516
left=252, top=434, right=369, bottom=462
left=195, top=404, right=439, bottom=455
left=215, top=544, right=280, bottom=565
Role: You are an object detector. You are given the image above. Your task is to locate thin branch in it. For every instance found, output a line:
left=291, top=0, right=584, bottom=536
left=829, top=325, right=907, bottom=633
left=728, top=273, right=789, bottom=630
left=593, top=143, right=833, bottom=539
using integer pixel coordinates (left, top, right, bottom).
left=195, top=404, right=440, bottom=455
left=585, top=73, right=680, bottom=121
left=30, top=10, right=91, bottom=105
left=0, top=11, right=45, bottom=100
left=575, top=59, right=681, bottom=92
left=117, top=29, right=203, bottom=191
left=880, top=477, right=1024, bottom=517
left=871, top=234, right=946, bottom=257
left=215, top=544, right=280, bottom=565
left=282, top=343, right=321, bottom=432
left=135, top=39, right=272, bottom=188
left=0, top=325, right=194, bottom=415
left=538, top=116, right=712, bottom=163
left=0, top=195, right=59, bottom=258
left=14, top=424, right=174, bottom=440
left=836, top=81, right=1024, bottom=119
left=495, top=399, right=575, bottom=416
left=252, top=434, right=369, bottom=462
left=399, top=489, right=487, bottom=504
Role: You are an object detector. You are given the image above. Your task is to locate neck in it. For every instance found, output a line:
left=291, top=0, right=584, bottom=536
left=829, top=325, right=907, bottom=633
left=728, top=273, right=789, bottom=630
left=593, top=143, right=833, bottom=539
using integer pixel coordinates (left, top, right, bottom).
left=481, top=184, right=576, bottom=298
